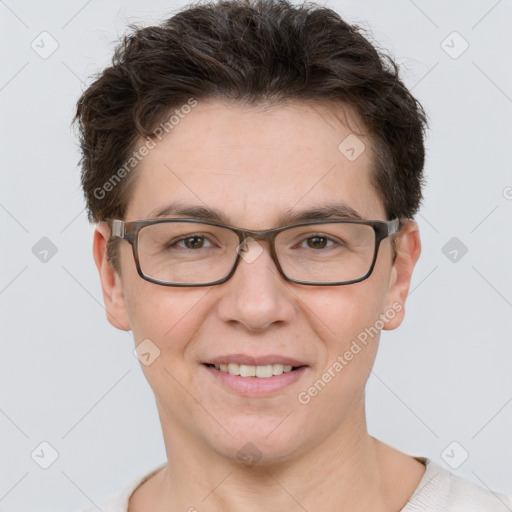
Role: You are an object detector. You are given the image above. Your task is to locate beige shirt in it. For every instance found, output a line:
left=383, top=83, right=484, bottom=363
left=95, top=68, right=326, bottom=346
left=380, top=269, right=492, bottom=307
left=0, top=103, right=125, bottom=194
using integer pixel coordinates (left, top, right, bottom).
left=75, top=457, right=512, bottom=511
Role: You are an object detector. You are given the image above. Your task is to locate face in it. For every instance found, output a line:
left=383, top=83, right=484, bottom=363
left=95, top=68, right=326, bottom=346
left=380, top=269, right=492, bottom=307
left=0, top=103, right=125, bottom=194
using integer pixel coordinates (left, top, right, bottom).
left=94, top=100, right=420, bottom=464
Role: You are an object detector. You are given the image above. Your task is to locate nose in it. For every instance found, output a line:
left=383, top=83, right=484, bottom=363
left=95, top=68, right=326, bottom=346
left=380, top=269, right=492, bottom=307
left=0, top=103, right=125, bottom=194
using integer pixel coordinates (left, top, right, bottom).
left=215, top=238, right=296, bottom=332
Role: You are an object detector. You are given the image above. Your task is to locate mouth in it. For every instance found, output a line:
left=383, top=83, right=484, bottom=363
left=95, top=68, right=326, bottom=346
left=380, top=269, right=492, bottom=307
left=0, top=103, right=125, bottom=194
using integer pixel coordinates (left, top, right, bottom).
left=202, top=356, right=308, bottom=396
left=204, top=362, right=301, bottom=378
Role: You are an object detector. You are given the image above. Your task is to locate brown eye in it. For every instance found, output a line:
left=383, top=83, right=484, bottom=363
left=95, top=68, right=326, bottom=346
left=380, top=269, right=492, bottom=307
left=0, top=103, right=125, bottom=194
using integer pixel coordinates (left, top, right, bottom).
left=183, top=236, right=205, bottom=249
left=167, top=235, right=214, bottom=250
left=306, top=236, right=329, bottom=249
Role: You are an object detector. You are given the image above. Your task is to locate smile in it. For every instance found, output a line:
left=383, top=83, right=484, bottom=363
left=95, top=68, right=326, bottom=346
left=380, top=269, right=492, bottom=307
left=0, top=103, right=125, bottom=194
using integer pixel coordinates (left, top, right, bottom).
left=210, top=363, right=295, bottom=378
left=203, top=362, right=307, bottom=396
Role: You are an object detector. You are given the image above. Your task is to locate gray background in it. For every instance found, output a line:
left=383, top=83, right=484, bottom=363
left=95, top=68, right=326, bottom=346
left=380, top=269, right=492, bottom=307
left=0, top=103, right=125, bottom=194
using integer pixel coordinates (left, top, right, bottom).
left=1, top=0, right=511, bottom=510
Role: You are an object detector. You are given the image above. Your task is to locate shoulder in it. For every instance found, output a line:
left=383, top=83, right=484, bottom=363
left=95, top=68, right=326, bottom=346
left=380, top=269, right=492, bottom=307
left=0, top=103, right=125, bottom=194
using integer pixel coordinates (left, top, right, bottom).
left=404, top=458, right=512, bottom=512
left=446, top=468, right=512, bottom=511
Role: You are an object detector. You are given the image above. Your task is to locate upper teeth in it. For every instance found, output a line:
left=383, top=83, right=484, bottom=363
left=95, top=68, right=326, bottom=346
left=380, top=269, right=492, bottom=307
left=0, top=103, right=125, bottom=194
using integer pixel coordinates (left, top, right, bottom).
left=214, top=363, right=294, bottom=378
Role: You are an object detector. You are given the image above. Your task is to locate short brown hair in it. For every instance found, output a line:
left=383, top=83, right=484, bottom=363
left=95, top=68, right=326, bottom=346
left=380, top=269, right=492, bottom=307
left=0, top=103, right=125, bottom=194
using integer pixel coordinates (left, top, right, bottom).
left=73, top=0, right=428, bottom=269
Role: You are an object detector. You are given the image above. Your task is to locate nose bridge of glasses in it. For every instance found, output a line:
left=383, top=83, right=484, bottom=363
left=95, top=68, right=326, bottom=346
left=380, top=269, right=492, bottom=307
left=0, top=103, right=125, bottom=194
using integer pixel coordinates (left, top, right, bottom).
left=234, top=229, right=278, bottom=266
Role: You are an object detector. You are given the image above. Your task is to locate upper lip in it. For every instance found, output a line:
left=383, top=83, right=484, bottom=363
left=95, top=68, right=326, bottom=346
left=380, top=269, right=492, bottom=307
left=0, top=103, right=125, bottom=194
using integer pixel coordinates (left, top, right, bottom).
left=205, top=354, right=307, bottom=367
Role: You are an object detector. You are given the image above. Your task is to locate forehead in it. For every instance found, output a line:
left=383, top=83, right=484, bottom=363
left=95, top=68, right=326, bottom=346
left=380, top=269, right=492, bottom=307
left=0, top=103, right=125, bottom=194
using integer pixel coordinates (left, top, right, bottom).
left=125, top=100, right=385, bottom=226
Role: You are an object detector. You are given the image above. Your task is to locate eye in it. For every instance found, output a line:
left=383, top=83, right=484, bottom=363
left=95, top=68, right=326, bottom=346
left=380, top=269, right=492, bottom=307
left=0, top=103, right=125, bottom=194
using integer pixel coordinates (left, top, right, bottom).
left=171, top=235, right=214, bottom=250
left=299, top=235, right=337, bottom=250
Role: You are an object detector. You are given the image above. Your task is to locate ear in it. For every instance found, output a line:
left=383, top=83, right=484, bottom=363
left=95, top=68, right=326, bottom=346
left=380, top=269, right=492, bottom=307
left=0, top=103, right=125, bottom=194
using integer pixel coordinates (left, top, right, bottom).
left=382, top=220, right=421, bottom=330
left=92, top=223, right=131, bottom=331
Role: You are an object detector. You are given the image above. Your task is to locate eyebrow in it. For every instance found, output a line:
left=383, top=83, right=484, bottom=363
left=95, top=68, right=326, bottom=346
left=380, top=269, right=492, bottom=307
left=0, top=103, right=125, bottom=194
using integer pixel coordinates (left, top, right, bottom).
left=147, top=200, right=363, bottom=227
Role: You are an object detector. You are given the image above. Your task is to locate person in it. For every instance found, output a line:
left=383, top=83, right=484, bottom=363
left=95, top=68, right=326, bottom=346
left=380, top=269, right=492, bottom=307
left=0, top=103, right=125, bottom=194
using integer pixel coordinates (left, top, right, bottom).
left=72, top=0, right=512, bottom=510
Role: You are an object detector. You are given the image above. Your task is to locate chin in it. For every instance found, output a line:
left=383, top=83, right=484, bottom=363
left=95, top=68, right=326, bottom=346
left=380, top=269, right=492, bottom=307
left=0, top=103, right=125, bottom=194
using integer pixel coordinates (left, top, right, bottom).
left=205, top=418, right=308, bottom=467
left=216, top=439, right=302, bottom=468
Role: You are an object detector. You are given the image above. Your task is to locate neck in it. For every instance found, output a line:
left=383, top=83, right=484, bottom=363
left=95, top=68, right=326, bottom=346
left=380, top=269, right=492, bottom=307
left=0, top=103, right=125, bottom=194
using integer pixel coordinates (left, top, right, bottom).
left=136, top=403, right=421, bottom=512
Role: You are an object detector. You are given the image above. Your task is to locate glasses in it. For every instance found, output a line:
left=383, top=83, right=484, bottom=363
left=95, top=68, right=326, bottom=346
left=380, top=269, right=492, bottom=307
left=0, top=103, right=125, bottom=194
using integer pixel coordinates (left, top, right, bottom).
left=108, top=217, right=401, bottom=287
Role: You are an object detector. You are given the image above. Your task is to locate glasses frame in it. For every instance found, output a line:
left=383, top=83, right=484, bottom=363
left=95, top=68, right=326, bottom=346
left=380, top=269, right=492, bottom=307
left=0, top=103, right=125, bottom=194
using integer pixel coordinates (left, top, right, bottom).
left=109, top=217, right=401, bottom=287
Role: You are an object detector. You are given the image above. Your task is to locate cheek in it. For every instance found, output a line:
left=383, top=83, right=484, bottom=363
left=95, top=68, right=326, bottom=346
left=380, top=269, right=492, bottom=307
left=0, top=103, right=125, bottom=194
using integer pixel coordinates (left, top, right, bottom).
left=290, top=290, right=386, bottom=443
left=125, top=286, right=208, bottom=402
left=122, top=267, right=205, bottom=350
left=308, top=273, right=389, bottom=344
left=301, top=269, right=391, bottom=389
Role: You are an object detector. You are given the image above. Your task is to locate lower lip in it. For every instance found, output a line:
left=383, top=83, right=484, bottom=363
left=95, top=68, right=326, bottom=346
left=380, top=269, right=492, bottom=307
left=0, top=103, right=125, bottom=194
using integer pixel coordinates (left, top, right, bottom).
left=203, top=365, right=308, bottom=396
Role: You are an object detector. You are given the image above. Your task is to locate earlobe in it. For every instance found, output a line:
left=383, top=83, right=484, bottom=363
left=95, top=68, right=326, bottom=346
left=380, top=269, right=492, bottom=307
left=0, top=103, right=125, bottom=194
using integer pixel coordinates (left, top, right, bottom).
left=93, top=223, right=131, bottom=331
left=382, top=220, right=421, bottom=331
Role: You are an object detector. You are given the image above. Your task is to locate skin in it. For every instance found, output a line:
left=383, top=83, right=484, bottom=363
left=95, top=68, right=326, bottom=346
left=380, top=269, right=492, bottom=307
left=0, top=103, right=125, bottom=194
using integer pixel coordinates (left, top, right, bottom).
left=93, top=100, right=424, bottom=512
